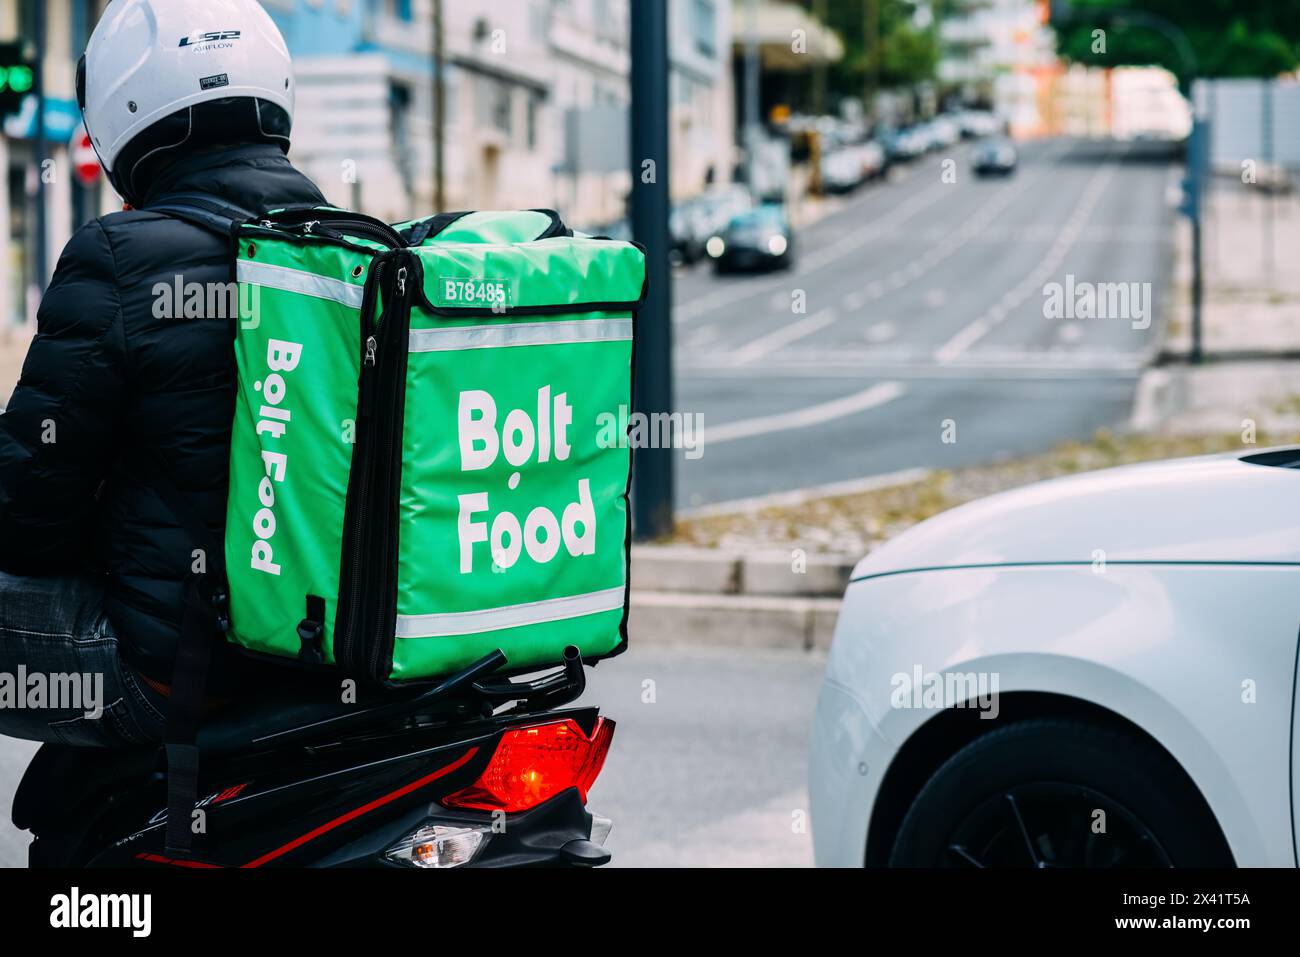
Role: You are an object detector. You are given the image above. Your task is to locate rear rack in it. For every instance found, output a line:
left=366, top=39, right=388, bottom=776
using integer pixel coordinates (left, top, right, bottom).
left=248, top=646, right=586, bottom=751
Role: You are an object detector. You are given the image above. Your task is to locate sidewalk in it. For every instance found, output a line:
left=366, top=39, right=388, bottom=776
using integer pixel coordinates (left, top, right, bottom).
left=1139, top=175, right=1300, bottom=435
left=1164, top=177, right=1300, bottom=358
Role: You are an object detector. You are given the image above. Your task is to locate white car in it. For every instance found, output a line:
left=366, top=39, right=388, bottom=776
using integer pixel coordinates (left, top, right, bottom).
left=809, top=448, right=1300, bottom=867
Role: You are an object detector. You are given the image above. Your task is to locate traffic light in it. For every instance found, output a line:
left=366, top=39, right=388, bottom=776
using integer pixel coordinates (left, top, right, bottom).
left=0, top=42, right=36, bottom=118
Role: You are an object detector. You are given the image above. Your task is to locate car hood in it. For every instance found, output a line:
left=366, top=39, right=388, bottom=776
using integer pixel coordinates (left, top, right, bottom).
left=852, top=449, right=1300, bottom=579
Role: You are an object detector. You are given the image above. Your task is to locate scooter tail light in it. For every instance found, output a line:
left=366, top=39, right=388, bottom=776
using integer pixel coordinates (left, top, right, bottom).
left=441, top=717, right=615, bottom=813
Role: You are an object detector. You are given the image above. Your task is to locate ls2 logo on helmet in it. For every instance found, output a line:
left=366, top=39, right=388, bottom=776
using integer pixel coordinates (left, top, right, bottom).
left=179, top=30, right=242, bottom=50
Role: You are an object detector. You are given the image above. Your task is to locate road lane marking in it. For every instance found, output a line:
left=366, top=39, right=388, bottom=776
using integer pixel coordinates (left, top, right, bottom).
left=932, top=151, right=1123, bottom=363
left=705, top=381, right=904, bottom=446
left=731, top=308, right=838, bottom=364
left=934, top=319, right=990, bottom=362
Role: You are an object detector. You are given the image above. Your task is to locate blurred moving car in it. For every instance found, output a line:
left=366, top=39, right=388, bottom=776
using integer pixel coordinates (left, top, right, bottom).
left=706, top=204, right=794, bottom=273
left=695, top=185, right=754, bottom=237
left=956, top=109, right=1003, bottom=138
left=810, top=448, right=1300, bottom=867
left=973, top=136, right=1018, bottom=176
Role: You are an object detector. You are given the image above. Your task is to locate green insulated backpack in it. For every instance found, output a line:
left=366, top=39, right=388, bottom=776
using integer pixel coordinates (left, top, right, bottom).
left=147, top=201, right=643, bottom=690
left=224, top=206, right=643, bottom=685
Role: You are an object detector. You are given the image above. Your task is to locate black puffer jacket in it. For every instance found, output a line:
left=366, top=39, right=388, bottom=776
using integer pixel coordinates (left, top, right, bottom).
left=0, top=144, right=326, bottom=685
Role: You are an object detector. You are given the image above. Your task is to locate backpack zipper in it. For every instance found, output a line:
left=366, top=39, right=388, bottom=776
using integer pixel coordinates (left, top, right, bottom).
left=335, top=253, right=415, bottom=682
left=256, top=210, right=408, bottom=249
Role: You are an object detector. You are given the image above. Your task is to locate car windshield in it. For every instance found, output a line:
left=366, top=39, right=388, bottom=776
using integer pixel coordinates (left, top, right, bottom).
left=729, top=207, right=784, bottom=230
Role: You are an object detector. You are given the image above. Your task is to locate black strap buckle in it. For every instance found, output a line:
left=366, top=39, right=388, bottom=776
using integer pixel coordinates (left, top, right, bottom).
left=297, top=595, right=326, bottom=665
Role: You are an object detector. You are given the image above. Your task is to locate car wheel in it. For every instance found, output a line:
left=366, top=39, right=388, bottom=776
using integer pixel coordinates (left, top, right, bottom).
left=888, top=718, right=1233, bottom=868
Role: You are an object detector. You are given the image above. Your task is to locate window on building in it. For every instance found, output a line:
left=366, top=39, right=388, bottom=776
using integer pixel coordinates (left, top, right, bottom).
left=475, top=77, right=513, bottom=140
left=385, top=0, right=413, bottom=22
left=692, top=0, right=717, bottom=58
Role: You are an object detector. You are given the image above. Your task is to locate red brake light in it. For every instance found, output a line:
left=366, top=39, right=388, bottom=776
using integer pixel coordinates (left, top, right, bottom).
left=441, top=717, right=615, bottom=813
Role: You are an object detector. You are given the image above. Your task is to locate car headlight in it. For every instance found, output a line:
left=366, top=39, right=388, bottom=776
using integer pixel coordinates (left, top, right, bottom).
left=706, top=236, right=725, bottom=258
left=767, top=235, right=788, bottom=256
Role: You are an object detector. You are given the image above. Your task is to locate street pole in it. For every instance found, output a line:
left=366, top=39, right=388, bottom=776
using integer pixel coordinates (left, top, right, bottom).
left=865, top=0, right=879, bottom=120
left=743, top=0, right=760, bottom=191
left=629, top=0, right=674, bottom=540
left=432, top=0, right=446, bottom=212
left=33, top=0, right=48, bottom=295
left=812, top=0, right=827, bottom=116
left=1261, top=78, right=1273, bottom=277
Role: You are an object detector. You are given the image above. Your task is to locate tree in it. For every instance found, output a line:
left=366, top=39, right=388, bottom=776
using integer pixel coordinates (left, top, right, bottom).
left=1052, top=0, right=1300, bottom=86
left=799, top=0, right=941, bottom=97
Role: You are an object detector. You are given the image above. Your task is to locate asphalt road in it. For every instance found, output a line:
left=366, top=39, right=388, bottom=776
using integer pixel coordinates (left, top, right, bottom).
left=577, top=645, right=826, bottom=867
left=673, top=137, right=1179, bottom=508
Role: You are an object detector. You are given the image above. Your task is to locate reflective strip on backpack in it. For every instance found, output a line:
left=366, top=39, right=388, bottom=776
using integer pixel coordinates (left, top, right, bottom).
left=408, top=318, right=632, bottom=353
left=395, top=586, right=626, bottom=638
left=236, top=260, right=366, bottom=308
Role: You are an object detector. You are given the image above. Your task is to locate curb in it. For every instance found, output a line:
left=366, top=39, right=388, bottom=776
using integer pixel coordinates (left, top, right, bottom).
left=629, top=591, right=842, bottom=652
left=631, top=544, right=856, bottom=598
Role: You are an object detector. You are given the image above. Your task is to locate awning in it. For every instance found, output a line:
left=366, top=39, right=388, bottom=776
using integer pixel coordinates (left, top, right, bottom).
left=731, top=1, right=844, bottom=70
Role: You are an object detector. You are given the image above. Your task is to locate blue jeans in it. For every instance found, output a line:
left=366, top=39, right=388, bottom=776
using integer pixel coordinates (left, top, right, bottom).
left=0, top=571, right=167, bottom=747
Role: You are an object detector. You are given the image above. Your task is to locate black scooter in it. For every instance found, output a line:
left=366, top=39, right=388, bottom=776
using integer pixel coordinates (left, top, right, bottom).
left=11, top=647, right=615, bottom=868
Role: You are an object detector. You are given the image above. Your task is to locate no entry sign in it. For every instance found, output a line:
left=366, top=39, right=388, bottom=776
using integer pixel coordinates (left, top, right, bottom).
left=72, top=128, right=100, bottom=187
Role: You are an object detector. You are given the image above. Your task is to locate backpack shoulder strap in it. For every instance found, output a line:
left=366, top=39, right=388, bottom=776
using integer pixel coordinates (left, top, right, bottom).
left=144, top=193, right=254, bottom=238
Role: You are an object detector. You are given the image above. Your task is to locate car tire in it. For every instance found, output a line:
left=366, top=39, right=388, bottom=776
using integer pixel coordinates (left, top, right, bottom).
left=888, top=718, right=1233, bottom=868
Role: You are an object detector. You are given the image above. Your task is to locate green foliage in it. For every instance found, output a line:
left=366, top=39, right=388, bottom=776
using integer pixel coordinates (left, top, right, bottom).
left=1053, top=0, right=1300, bottom=83
left=799, top=0, right=942, bottom=93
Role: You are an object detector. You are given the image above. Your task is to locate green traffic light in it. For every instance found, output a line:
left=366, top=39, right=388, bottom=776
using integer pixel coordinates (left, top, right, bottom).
left=10, top=65, right=33, bottom=94
left=0, top=64, right=34, bottom=95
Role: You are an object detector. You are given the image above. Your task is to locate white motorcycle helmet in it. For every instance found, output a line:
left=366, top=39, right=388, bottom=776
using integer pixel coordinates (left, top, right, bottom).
left=77, top=0, right=295, bottom=205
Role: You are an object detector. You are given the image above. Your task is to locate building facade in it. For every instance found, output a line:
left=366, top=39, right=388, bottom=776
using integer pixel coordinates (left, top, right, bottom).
left=0, top=0, right=737, bottom=325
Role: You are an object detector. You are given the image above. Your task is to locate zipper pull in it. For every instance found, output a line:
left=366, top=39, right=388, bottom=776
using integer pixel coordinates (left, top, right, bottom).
left=303, top=220, right=320, bottom=234
left=397, top=266, right=408, bottom=296
left=364, top=335, right=377, bottom=366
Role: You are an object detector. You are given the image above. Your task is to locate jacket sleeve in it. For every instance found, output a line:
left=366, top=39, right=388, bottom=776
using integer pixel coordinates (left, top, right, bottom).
left=0, top=220, right=127, bottom=573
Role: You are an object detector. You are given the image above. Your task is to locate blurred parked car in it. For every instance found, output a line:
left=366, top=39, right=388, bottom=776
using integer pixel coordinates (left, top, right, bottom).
left=670, top=201, right=715, bottom=265
left=892, top=126, right=930, bottom=160
left=706, top=204, right=794, bottom=273
left=973, top=136, right=1018, bottom=176
left=821, top=148, right=865, bottom=194
left=577, top=219, right=633, bottom=242
left=929, top=116, right=961, bottom=149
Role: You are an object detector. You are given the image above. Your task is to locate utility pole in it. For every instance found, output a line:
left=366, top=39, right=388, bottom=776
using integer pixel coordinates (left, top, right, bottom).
left=33, top=0, right=48, bottom=295
left=865, top=0, right=879, bottom=120
left=812, top=0, right=827, bottom=116
left=743, top=0, right=760, bottom=190
left=629, top=0, right=674, bottom=539
left=432, top=0, right=446, bottom=212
